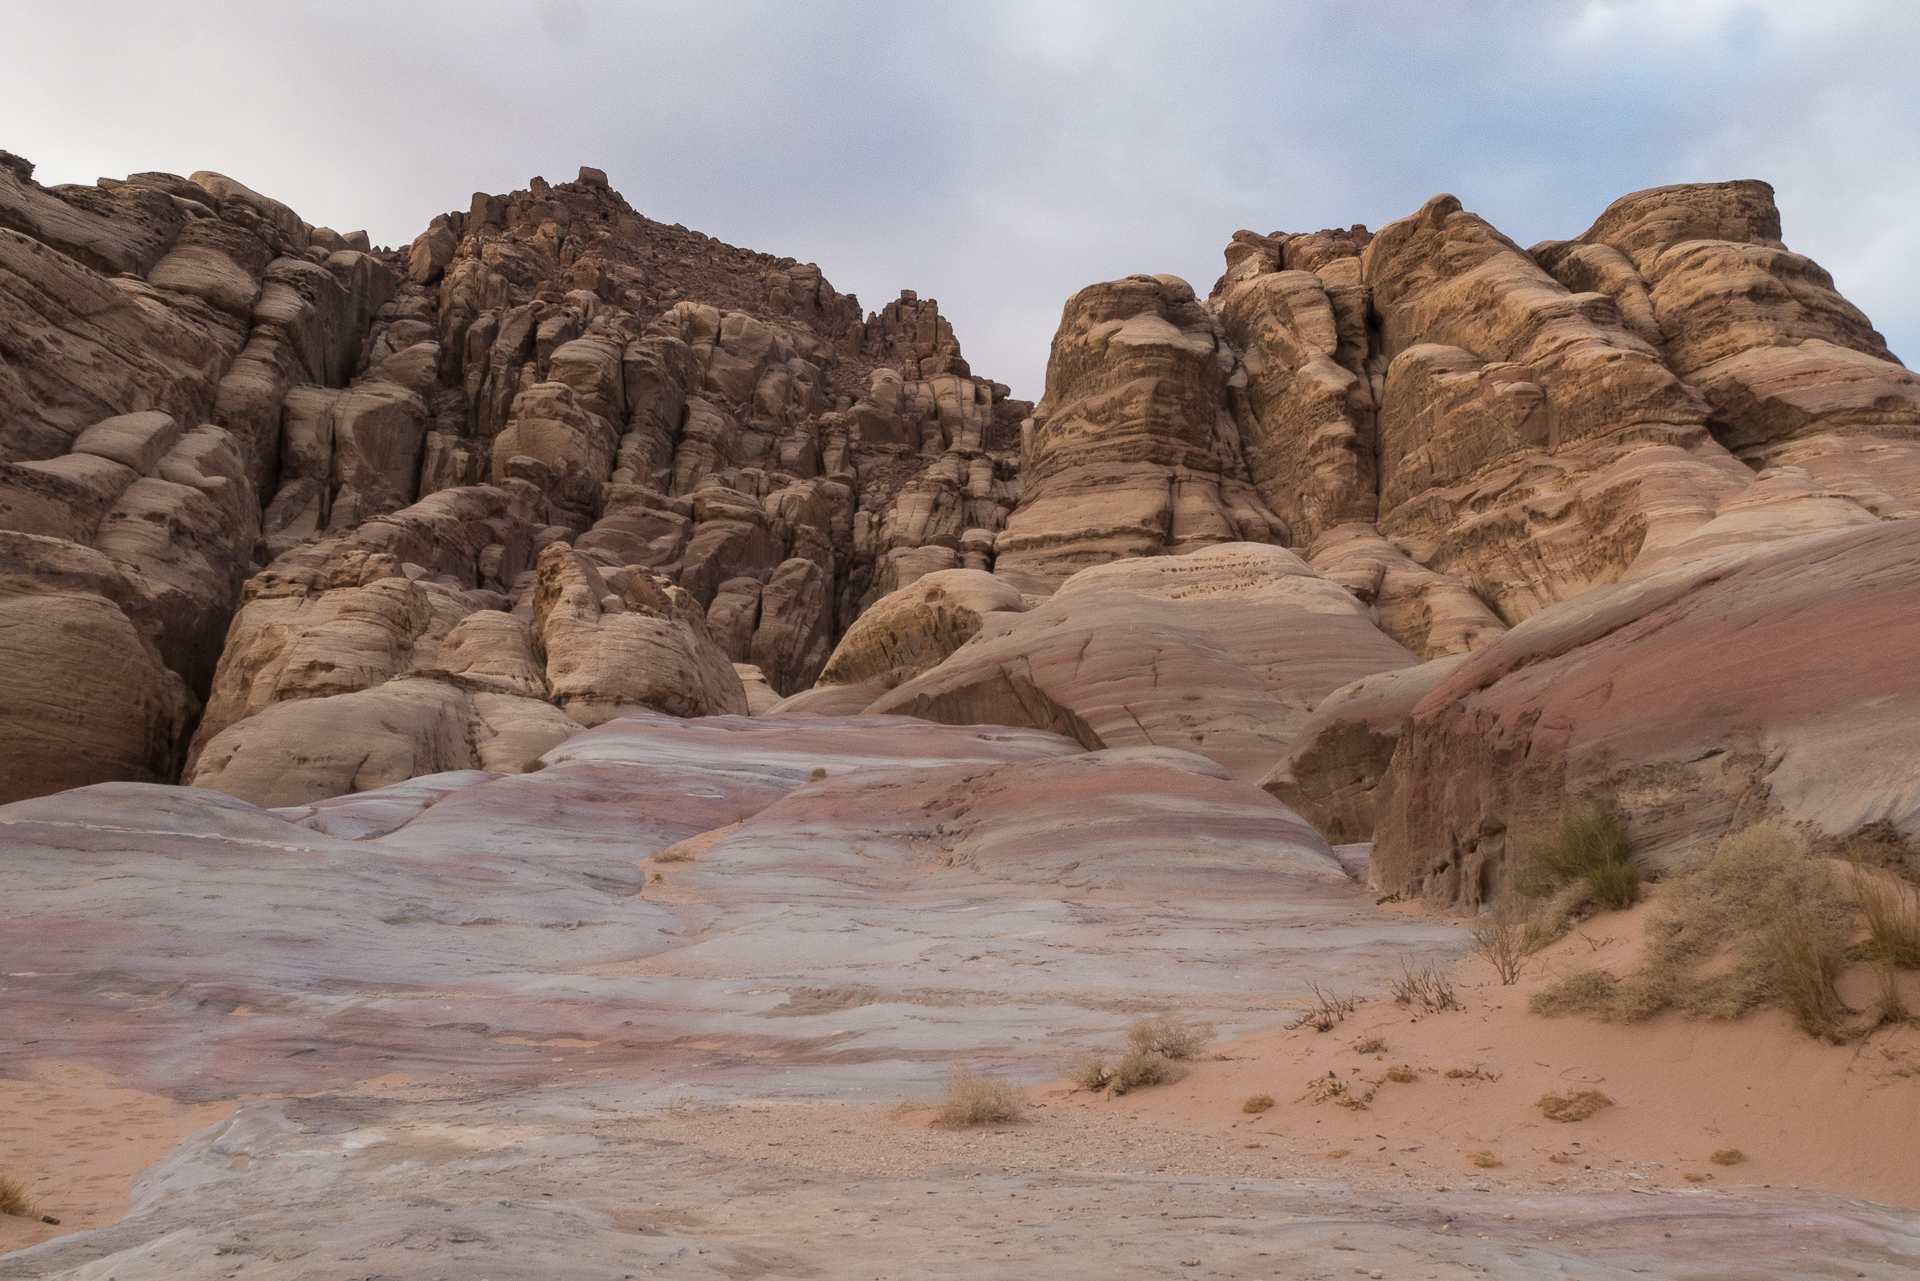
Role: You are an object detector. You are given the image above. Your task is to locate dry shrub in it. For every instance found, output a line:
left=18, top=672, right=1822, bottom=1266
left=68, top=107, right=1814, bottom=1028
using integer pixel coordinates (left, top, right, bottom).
left=1529, top=967, right=1620, bottom=1017
left=1470, top=906, right=1551, bottom=985
left=653, top=843, right=696, bottom=864
left=1072, top=1054, right=1114, bottom=1092
left=1242, top=1093, right=1274, bottom=1114
left=519, top=756, right=547, bottom=773
left=1549, top=1153, right=1577, bottom=1165
left=0, top=1173, right=36, bottom=1219
left=1391, top=959, right=1460, bottom=1012
left=1385, top=1065, right=1417, bottom=1084
left=1288, top=985, right=1358, bottom=1032
left=1110, top=1050, right=1186, bottom=1095
left=934, top=1065, right=1023, bottom=1127
left=1306, top=1071, right=1373, bottom=1110
left=1466, top=1150, right=1501, bottom=1168
left=1537, top=1089, right=1613, bottom=1122
left=1856, top=872, right=1920, bottom=969
left=1353, top=1036, right=1386, bottom=1054
left=1516, top=803, right=1642, bottom=909
left=1710, top=1147, right=1745, bottom=1166
left=1127, top=1015, right=1214, bottom=1060
left=1323, top=1147, right=1351, bottom=1159
left=1540, top=823, right=1859, bottom=1039
left=807, top=767, right=827, bottom=781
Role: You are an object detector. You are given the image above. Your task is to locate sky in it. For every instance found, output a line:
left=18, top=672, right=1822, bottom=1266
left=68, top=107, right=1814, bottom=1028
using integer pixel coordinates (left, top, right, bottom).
left=5, top=0, right=1915, bottom=399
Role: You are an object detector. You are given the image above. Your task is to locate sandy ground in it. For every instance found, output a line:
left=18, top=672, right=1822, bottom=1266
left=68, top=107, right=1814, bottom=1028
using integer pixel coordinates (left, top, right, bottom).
left=0, top=1061, right=233, bottom=1254
left=638, top=893, right=1920, bottom=1209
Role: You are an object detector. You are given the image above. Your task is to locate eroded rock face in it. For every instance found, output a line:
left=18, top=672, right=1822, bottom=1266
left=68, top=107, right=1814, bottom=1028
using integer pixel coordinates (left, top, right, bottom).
left=815, top=567, right=1028, bottom=689
left=871, top=544, right=1416, bottom=782
left=1370, top=521, right=1920, bottom=908
left=992, top=275, right=1286, bottom=592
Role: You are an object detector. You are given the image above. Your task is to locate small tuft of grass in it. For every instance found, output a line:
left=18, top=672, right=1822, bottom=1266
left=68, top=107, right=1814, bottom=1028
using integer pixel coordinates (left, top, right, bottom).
left=1242, top=1093, right=1274, bottom=1114
left=934, top=1065, right=1023, bottom=1127
left=807, top=767, right=828, bottom=781
left=0, top=1173, right=37, bottom=1219
left=1466, top=1150, right=1501, bottom=1168
left=1391, top=959, right=1459, bottom=1012
left=1353, top=1036, right=1386, bottom=1055
left=1856, top=871, right=1920, bottom=969
left=1536, top=1089, right=1613, bottom=1122
left=1127, top=1015, right=1214, bottom=1060
left=1549, top=1153, right=1577, bottom=1165
left=1516, top=803, right=1641, bottom=909
left=1684, top=1172, right=1710, bottom=1182
left=520, top=755, right=548, bottom=773
left=1529, top=968, right=1619, bottom=1017
left=1709, top=1147, right=1745, bottom=1166
left=1110, top=1050, right=1186, bottom=1095
left=1385, top=1065, right=1418, bottom=1084
left=1322, top=1148, right=1350, bottom=1159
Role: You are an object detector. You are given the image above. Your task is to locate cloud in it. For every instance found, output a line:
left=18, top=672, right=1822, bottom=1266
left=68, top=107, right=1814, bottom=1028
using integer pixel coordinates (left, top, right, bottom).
left=3, top=0, right=1914, bottom=393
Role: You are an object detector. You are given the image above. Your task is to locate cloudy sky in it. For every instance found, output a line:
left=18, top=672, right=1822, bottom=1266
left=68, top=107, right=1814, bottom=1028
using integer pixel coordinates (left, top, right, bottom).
left=7, top=0, right=1914, bottom=398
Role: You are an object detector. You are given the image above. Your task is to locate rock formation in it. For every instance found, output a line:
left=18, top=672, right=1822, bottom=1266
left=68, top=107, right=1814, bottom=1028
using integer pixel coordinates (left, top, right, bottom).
left=3, top=152, right=1916, bottom=912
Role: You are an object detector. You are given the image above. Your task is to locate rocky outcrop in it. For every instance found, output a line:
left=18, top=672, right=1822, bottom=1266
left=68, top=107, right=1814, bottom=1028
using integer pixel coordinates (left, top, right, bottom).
left=814, top=567, right=1029, bottom=689
left=1260, top=654, right=1468, bottom=845
left=991, top=275, right=1286, bottom=592
left=1370, top=521, right=1920, bottom=908
left=871, top=544, right=1417, bottom=781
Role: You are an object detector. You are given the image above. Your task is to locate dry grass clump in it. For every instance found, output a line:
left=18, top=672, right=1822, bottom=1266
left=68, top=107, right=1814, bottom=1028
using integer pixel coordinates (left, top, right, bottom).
left=1709, top=1147, right=1745, bottom=1166
left=934, top=1065, right=1023, bottom=1127
left=1529, top=967, right=1620, bottom=1017
left=0, top=1173, right=37, bottom=1219
left=1288, top=985, right=1358, bottom=1031
left=1242, top=1093, right=1274, bottom=1114
left=1536, top=1088, right=1613, bottom=1122
left=1075, top=1015, right=1211, bottom=1096
left=1127, top=1015, right=1215, bottom=1060
left=1856, top=871, right=1920, bottom=969
left=1549, top=1152, right=1577, bottom=1165
left=1466, top=1150, right=1501, bottom=1168
left=1110, top=1050, right=1186, bottom=1094
left=1391, top=959, right=1459, bottom=1012
left=1352, top=1036, right=1386, bottom=1054
left=519, top=756, right=548, bottom=773
left=807, top=767, right=828, bottom=781
left=1525, top=823, right=1863, bottom=1040
left=653, top=842, right=696, bottom=863
left=1384, top=1065, right=1418, bottom=1083
left=1516, top=804, right=1642, bottom=910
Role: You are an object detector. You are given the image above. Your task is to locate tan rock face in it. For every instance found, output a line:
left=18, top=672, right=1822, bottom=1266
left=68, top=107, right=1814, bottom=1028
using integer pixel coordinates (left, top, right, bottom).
left=1371, top=521, right=1920, bottom=909
left=992, top=275, right=1286, bottom=592
left=531, top=542, right=746, bottom=724
left=817, top=567, right=1028, bottom=689
left=872, top=544, right=1416, bottom=782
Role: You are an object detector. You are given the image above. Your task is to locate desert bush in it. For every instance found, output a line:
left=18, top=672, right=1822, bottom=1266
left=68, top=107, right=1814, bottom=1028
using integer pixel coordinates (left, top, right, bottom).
left=1110, top=1050, right=1186, bottom=1094
left=1538, top=823, right=1861, bottom=1039
left=1353, top=1036, right=1386, bottom=1054
left=1470, top=906, right=1553, bottom=984
left=1391, top=959, right=1459, bottom=1012
left=1466, top=1149, right=1501, bottom=1168
left=1385, top=1065, right=1417, bottom=1083
left=807, top=767, right=827, bottom=781
left=0, top=1173, right=36, bottom=1219
left=1126, top=1015, right=1214, bottom=1060
left=1856, top=871, right=1920, bottom=969
left=1073, top=1054, right=1114, bottom=1092
left=519, top=756, right=547, bottom=773
left=1288, top=985, right=1358, bottom=1031
left=1528, top=968, right=1620, bottom=1017
left=1516, top=804, right=1641, bottom=908
left=1536, top=1089, right=1613, bottom=1122
left=1710, top=1147, right=1745, bottom=1165
left=934, top=1065, right=1023, bottom=1126
left=1242, top=1093, right=1274, bottom=1114
left=1549, top=1152, right=1577, bottom=1165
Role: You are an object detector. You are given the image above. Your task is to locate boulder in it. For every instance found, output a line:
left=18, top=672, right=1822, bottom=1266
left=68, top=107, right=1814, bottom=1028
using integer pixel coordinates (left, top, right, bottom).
left=817, top=567, right=1028, bottom=689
